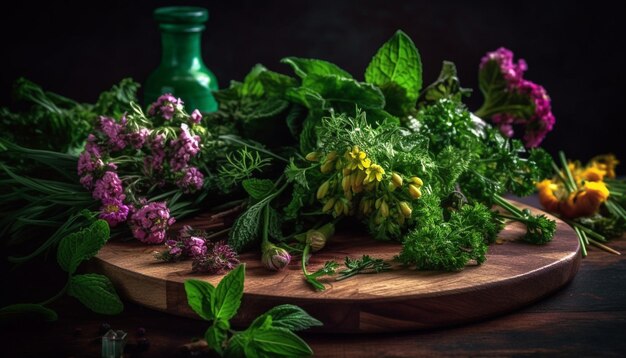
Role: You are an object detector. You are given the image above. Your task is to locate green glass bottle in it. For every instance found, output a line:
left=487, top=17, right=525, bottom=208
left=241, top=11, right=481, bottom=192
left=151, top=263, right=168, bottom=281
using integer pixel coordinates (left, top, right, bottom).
left=144, top=7, right=218, bottom=113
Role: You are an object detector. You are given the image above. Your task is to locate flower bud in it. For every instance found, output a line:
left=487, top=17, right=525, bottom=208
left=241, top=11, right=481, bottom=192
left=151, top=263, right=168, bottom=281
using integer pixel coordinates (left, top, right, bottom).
left=380, top=200, right=390, bottom=218
left=306, top=230, right=327, bottom=252
left=326, top=151, right=338, bottom=162
left=399, top=201, right=412, bottom=218
left=408, top=184, right=422, bottom=199
left=396, top=212, right=406, bottom=225
left=342, top=167, right=352, bottom=176
left=305, top=151, right=320, bottom=162
left=334, top=200, right=344, bottom=216
left=391, top=172, right=403, bottom=187
left=410, top=177, right=424, bottom=187
left=262, top=245, right=291, bottom=271
left=321, top=160, right=335, bottom=174
left=342, top=175, right=351, bottom=193
left=322, top=197, right=336, bottom=213
left=317, top=180, right=330, bottom=200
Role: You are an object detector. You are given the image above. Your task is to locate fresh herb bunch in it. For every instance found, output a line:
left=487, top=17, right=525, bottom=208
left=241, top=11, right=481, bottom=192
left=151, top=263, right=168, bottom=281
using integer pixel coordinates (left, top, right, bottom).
left=0, top=78, right=138, bottom=154
left=184, top=265, right=321, bottom=356
left=210, top=30, right=557, bottom=277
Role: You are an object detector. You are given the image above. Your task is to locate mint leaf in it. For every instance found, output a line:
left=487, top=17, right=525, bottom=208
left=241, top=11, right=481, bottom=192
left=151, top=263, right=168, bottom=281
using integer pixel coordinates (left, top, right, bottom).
left=0, top=303, right=58, bottom=322
left=224, top=332, right=247, bottom=357
left=248, top=327, right=314, bottom=357
left=282, top=57, right=352, bottom=79
left=213, top=264, right=245, bottom=320
left=241, top=64, right=267, bottom=97
left=184, top=279, right=215, bottom=321
left=229, top=196, right=271, bottom=252
left=57, top=219, right=110, bottom=274
left=365, top=30, right=422, bottom=113
left=260, top=304, right=323, bottom=331
left=285, top=87, right=327, bottom=110
left=301, top=74, right=385, bottom=109
left=258, top=70, right=298, bottom=97
left=68, top=273, right=123, bottom=315
left=242, top=178, right=275, bottom=200
left=205, top=324, right=228, bottom=356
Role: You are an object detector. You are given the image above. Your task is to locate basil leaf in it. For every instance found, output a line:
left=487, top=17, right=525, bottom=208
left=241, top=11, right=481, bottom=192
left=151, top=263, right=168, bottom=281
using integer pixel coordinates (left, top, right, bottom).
left=57, top=219, right=110, bottom=274
left=365, top=30, right=422, bottom=113
left=258, top=70, right=298, bottom=97
left=249, top=327, right=313, bottom=357
left=68, top=273, right=123, bottom=315
left=213, top=264, right=245, bottom=320
left=241, top=64, right=267, bottom=97
left=261, top=304, right=323, bottom=331
left=282, top=57, right=352, bottom=79
left=184, top=279, right=215, bottom=321
left=301, top=74, right=385, bottom=110
left=285, top=87, right=327, bottom=110
left=242, top=178, right=275, bottom=200
left=0, top=303, right=58, bottom=322
left=205, top=324, right=228, bottom=356
left=224, top=332, right=247, bottom=357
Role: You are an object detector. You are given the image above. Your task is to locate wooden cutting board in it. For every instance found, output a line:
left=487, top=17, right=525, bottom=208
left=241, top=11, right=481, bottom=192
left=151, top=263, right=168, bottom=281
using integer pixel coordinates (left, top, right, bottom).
left=93, top=202, right=580, bottom=333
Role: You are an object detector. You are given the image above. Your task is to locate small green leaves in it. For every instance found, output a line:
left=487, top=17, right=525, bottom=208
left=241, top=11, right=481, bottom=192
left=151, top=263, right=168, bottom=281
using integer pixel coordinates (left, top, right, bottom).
left=57, top=219, right=110, bottom=274
left=184, top=279, right=215, bottom=320
left=214, top=264, right=245, bottom=320
left=68, top=274, right=124, bottom=315
left=253, top=304, right=323, bottom=332
left=365, top=30, right=422, bottom=115
left=282, top=57, right=352, bottom=79
left=0, top=303, right=58, bottom=322
left=245, top=327, right=313, bottom=357
left=205, top=324, right=228, bottom=356
left=242, top=178, right=275, bottom=200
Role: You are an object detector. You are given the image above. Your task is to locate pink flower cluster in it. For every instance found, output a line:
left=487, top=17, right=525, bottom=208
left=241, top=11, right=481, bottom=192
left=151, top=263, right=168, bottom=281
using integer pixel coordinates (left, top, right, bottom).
left=177, top=167, right=205, bottom=193
left=192, top=241, right=240, bottom=274
left=147, top=93, right=183, bottom=121
left=130, top=201, right=176, bottom=244
left=169, top=124, right=201, bottom=171
left=480, top=48, right=555, bottom=148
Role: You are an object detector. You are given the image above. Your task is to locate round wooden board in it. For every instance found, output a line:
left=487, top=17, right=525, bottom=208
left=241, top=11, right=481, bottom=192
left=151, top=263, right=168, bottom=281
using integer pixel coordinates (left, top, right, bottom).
left=93, top=202, right=580, bottom=333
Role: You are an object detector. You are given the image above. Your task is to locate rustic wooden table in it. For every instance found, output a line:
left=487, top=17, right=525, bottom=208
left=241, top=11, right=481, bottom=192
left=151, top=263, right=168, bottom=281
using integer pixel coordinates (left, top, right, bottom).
left=3, top=197, right=626, bottom=357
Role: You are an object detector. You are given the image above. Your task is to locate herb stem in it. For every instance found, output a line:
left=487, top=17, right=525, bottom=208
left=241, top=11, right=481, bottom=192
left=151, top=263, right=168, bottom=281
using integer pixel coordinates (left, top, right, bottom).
left=38, top=277, right=70, bottom=306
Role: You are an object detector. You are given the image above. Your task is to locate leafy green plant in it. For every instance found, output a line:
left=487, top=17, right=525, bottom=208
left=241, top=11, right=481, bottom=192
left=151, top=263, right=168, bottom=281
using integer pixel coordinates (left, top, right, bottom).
left=0, top=219, right=123, bottom=322
left=184, top=265, right=321, bottom=357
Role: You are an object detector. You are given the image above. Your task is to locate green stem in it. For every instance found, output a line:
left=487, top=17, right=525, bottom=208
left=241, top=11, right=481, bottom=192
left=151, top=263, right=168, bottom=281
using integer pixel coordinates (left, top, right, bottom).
left=573, top=226, right=588, bottom=257
left=558, top=151, right=578, bottom=192
left=38, top=278, right=70, bottom=306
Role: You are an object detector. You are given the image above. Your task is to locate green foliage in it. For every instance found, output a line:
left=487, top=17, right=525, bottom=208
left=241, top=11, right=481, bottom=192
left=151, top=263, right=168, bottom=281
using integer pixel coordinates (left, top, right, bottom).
left=68, top=274, right=124, bottom=315
left=418, top=61, right=471, bottom=107
left=365, top=30, right=422, bottom=116
left=476, top=59, right=534, bottom=119
left=0, top=304, right=58, bottom=323
left=336, top=255, right=392, bottom=281
left=57, top=219, right=110, bottom=274
left=217, top=147, right=272, bottom=193
left=184, top=264, right=319, bottom=357
left=242, top=179, right=275, bottom=200
left=282, top=57, right=353, bottom=79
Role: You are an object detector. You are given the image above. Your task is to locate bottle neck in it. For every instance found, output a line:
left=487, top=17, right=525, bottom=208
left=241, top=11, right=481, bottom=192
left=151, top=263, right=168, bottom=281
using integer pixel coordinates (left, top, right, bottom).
left=160, top=31, right=204, bottom=70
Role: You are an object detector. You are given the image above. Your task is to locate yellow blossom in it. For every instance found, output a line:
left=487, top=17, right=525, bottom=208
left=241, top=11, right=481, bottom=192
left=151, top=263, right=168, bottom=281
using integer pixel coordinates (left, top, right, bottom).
left=346, top=146, right=371, bottom=170
left=364, top=164, right=385, bottom=183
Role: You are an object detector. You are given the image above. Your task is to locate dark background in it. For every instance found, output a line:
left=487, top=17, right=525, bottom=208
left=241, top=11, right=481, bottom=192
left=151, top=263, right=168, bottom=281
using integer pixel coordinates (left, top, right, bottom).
left=2, top=0, right=625, bottom=173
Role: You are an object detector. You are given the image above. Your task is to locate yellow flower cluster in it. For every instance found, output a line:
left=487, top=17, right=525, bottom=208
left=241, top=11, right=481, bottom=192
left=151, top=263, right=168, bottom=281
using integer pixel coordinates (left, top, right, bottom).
left=309, top=146, right=424, bottom=229
left=537, top=154, right=617, bottom=219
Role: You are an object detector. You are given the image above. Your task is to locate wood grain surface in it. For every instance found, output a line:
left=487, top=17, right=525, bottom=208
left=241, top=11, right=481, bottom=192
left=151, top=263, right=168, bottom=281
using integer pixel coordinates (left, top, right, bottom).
left=93, top=202, right=580, bottom=333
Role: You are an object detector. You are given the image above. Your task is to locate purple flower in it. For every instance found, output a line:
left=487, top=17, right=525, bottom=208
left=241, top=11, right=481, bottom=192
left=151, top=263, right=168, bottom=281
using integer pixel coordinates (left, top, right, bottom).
left=99, top=116, right=126, bottom=151
left=99, top=198, right=130, bottom=227
left=190, top=109, right=203, bottom=124
left=169, top=124, right=201, bottom=171
left=147, top=94, right=184, bottom=121
left=191, top=241, right=239, bottom=274
left=79, top=174, right=95, bottom=190
left=184, top=236, right=207, bottom=258
left=480, top=47, right=527, bottom=89
left=261, top=245, right=291, bottom=271
left=92, top=171, right=125, bottom=201
left=177, top=167, right=205, bottom=193
left=126, top=128, right=151, bottom=149
left=130, top=201, right=175, bottom=244
left=144, top=134, right=166, bottom=175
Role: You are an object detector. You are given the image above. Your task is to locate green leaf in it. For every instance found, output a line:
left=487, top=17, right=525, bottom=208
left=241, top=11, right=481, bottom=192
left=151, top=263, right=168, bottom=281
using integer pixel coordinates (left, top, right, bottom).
left=0, top=304, right=58, bottom=322
left=214, top=264, right=245, bottom=320
left=68, top=273, right=123, bottom=315
left=418, top=61, right=471, bottom=107
left=282, top=57, right=352, bottom=79
left=285, top=87, right=327, bottom=110
left=184, top=279, right=215, bottom=321
left=241, top=64, right=267, bottom=97
left=57, top=219, right=110, bottom=274
left=258, top=304, right=323, bottom=331
left=248, top=327, right=314, bottom=357
left=224, top=332, right=248, bottom=357
left=258, top=70, right=298, bottom=97
left=365, top=30, right=422, bottom=112
left=242, top=178, right=275, bottom=200
left=301, top=74, right=385, bottom=109
left=205, top=324, right=228, bottom=355
left=298, top=112, right=321, bottom=154
left=228, top=197, right=269, bottom=252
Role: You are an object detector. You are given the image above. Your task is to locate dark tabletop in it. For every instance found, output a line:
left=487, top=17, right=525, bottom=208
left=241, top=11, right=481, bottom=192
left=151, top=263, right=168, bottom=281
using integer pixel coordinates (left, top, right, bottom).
left=3, top=197, right=626, bottom=357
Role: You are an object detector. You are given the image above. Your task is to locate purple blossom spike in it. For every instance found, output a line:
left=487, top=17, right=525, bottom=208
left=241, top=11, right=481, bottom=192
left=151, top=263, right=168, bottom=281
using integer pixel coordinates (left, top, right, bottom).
left=99, top=198, right=130, bottom=227
left=147, top=94, right=184, bottom=121
left=191, top=241, right=239, bottom=274
left=190, top=109, right=203, bottom=124
left=92, top=171, right=125, bottom=202
left=169, top=124, right=201, bottom=171
left=177, top=167, right=205, bottom=193
left=99, top=116, right=126, bottom=151
left=126, top=128, right=151, bottom=149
